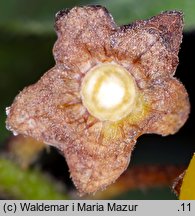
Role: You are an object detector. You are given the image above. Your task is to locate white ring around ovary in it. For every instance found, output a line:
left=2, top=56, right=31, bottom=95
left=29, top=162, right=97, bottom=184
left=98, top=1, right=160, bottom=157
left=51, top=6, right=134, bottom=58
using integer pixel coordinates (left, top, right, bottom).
left=81, top=63, right=137, bottom=121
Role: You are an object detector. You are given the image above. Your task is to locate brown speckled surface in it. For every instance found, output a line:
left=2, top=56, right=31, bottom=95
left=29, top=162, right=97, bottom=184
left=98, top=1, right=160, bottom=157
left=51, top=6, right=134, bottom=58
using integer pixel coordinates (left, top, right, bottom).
left=6, top=6, right=190, bottom=194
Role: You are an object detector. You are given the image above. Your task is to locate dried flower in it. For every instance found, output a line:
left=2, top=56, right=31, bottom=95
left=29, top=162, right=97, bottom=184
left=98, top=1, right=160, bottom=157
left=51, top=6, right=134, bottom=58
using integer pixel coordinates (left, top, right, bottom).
left=6, top=6, right=190, bottom=194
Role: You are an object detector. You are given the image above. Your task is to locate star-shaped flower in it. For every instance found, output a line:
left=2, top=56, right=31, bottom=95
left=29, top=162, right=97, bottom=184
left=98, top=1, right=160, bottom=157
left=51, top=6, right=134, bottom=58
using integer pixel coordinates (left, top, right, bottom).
left=6, top=6, right=190, bottom=194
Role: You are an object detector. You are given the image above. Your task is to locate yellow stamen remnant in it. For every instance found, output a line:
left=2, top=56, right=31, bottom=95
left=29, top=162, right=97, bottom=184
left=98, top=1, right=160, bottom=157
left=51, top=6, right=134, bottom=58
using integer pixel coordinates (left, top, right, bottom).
left=81, top=63, right=137, bottom=121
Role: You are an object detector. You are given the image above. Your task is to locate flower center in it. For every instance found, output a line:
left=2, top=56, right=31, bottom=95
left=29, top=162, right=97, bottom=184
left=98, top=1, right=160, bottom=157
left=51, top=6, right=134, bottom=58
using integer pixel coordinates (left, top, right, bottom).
left=81, top=63, right=137, bottom=121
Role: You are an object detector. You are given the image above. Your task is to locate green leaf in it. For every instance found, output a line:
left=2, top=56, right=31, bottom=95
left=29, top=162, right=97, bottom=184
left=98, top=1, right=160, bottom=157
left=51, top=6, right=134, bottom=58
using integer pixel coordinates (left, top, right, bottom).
left=0, top=0, right=92, bottom=35
left=0, top=157, right=69, bottom=199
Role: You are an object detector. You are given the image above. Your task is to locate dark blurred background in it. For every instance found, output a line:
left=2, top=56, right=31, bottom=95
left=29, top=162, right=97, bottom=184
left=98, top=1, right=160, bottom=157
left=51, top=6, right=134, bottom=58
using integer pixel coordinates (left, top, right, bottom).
left=0, top=0, right=195, bottom=199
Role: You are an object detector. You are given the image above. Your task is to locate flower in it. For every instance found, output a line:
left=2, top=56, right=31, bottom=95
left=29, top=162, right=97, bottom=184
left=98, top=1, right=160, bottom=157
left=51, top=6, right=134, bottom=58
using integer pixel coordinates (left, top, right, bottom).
left=6, top=6, right=190, bottom=194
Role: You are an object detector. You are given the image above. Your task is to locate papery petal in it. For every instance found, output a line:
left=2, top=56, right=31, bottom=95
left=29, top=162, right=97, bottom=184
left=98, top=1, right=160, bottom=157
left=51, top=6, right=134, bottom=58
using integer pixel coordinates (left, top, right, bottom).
left=142, top=11, right=183, bottom=55
left=6, top=66, right=85, bottom=146
left=144, top=77, right=190, bottom=135
left=53, top=6, right=116, bottom=71
left=111, top=11, right=183, bottom=83
left=63, top=121, right=138, bottom=193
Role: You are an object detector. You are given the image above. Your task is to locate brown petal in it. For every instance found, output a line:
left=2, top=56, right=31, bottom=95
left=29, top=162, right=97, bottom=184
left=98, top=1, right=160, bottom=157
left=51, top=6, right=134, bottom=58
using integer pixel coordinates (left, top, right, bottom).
left=144, top=77, right=190, bottom=135
left=6, top=66, right=84, bottom=146
left=53, top=6, right=116, bottom=71
left=143, top=11, right=183, bottom=55
left=64, top=121, right=137, bottom=194
left=111, top=11, right=183, bottom=81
